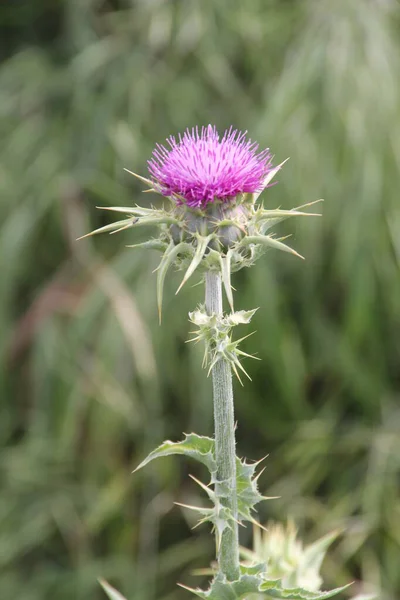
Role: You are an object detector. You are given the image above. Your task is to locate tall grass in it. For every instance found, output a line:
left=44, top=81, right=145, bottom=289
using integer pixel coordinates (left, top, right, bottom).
left=1, top=1, right=399, bottom=598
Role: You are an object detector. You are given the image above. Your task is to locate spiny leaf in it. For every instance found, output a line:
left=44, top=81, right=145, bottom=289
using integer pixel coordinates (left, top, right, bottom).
left=176, top=234, right=214, bottom=294
left=235, top=457, right=267, bottom=521
left=261, top=581, right=352, bottom=599
left=179, top=574, right=261, bottom=600
left=258, top=200, right=323, bottom=233
left=156, top=241, right=192, bottom=322
left=134, top=435, right=270, bottom=526
left=240, top=235, right=304, bottom=260
left=220, top=250, right=234, bottom=311
left=133, top=433, right=216, bottom=475
left=98, top=579, right=128, bottom=600
left=226, top=308, right=258, bottom=326
left=180, top=574, right=350, bottom=600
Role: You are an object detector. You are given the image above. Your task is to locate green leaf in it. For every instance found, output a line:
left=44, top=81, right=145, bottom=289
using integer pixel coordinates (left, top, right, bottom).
left=156, top=241, right=192, bottom=322
left=176, top=234, right=214, bottom=294
left=220, top=250, right=234, bottom=311
left=257, top=199, right=323, bottom=233
left=181, top=573, right=350, bottom=600
left=226, top=309, right=258, bottom=326
left=236, top=457, right=266, bottom=521
left=99, top=579, right=128, bottom=600
left=134, top=435, right=267, bottom=524
left=260, top=580, right=352, bottom=599
left=133, top=433, right=217, bottom=476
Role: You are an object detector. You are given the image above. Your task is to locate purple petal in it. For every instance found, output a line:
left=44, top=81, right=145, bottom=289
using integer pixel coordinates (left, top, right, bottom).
left=147, top=125, right=273, bottom=208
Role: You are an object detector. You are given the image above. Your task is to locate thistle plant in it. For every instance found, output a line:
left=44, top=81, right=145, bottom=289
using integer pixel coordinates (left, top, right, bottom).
left=81, top=125, right=351, bottom=600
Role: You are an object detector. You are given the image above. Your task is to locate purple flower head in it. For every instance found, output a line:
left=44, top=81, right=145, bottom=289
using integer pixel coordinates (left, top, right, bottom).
left=148, top=125, right=273, bottom=208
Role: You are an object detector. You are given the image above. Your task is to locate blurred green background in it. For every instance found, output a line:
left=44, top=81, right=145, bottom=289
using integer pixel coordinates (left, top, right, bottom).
left=1, top=0, right=399, bottom=599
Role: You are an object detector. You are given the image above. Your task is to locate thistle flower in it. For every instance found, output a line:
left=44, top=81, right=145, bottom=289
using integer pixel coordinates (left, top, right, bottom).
left=148, top=125, right=273, bottom=208
left=80, top=125, right=321, bottom=317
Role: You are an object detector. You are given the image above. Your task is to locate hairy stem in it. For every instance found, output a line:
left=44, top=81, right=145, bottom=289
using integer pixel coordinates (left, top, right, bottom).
left=205, top=271, right=240, bottom=581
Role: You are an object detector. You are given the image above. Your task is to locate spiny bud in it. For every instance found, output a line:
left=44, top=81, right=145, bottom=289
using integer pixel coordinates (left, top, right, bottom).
left=242, top=521, right=341, bottom=593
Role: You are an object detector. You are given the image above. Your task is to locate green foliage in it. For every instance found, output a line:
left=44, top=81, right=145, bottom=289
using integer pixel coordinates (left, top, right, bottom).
left=188, top=306, right=259, bottom=381
left=134, top=433, right=266, bottom=526
left=1, top=0, right=399, bottom=599
left=134, top=433, right=217, bottom=477
left=241, top=522, right=343, bottom=597
left=182, top=572, right=349, bottom=600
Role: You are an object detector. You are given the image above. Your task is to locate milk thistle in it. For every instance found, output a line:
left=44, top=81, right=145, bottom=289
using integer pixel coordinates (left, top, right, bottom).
left=82, top=126, right=353, bottom=600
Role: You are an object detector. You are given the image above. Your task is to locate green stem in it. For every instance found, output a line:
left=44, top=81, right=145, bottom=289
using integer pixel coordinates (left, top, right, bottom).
left=205, top=271, right=240, bottom=581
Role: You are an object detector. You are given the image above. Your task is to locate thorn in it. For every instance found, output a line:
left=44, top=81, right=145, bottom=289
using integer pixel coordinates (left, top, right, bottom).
left=177, top=583, right=198, bottom=594
left=186, top=337, right=202, bottom=344
left=190, top=567, right=216, bottom=577
left=189, top=474, right=215, bottom=499
left=294, top=198, right=324, bottom=211
left=252, top=455, right=269, bottom=467
left=261, top=494, right=281, bottom=501
left=132, top=461, right=145, bottom=474
left=236, top=349, right=261, bottom=361
left=231, top=362, right=244, bottom=386
left=234, top=331, right=257, bottom=345
left=191, top=517, right=211, bottom=530
left=253, top=466, right=267, bottom=484
left=123, top=168, right=153, bottom=187
left=174, top=501, right=211, bottom=513
left=249, top=517, right=269, bottom=532
left=233, top=515, right=246, bottom=528
left=234, top=356, right=252, bottom=381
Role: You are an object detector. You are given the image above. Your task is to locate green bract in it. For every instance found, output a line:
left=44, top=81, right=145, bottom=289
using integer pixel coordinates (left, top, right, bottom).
left=79, top=163, right=321, bottom=320
left=188, top=306, right=259, bottom=383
